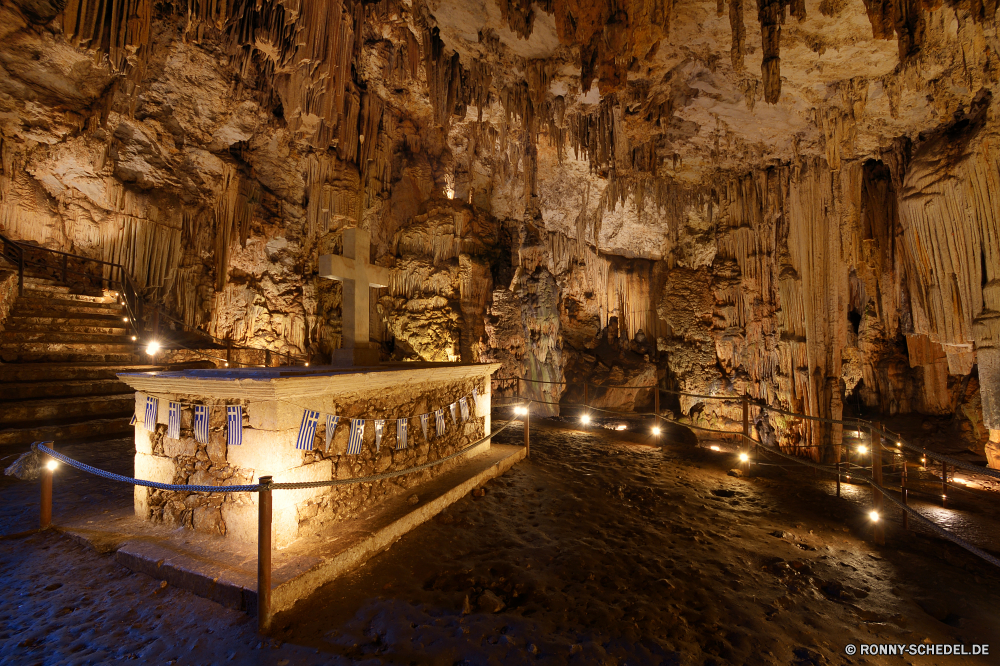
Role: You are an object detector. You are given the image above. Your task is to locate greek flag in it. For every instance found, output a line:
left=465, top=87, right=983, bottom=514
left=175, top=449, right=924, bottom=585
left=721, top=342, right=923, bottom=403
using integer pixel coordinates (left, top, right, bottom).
left=374, top=419, right=385, bottom=451
left=129, top=412, right=136, bottom=426
left=194, top=404, right=209, bottom=444
left=435, top=409, right=446, bottom=437
left=420, top=413, right=429, bottom=440
left=348, top=419, right=365, bottom=455
left=449, top=402, right=458, bottom=424
left=227, top=405, right=243, bottom=446
left=167, top=401, right=181, bottom=439
left=459, top=397, right=470, bottom=422
left=296, top=409, right=320, bottom=450
left=396, top=418, right=408, bottom=450
left=144, top=396, right=158, bottom=431
left=325, top=414, right=340, bottom=450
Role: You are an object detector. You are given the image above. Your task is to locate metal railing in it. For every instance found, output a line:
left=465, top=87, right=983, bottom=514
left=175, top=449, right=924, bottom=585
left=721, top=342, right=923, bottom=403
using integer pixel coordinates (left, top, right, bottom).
left=0, top=233, right=307, bottom=366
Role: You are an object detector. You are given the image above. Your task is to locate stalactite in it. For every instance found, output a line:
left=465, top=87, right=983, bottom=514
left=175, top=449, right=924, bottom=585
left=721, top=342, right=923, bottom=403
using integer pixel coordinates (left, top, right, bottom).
left=62, top=0, right=152, bottom=75
left=729, top=0, right=745, bottom=72
left=213, top=164, right=259, bottom=291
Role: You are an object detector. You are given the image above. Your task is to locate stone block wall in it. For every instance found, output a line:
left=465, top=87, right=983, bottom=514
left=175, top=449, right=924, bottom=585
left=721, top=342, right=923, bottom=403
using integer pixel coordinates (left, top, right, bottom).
left=132, top=375, right=491, bottom=547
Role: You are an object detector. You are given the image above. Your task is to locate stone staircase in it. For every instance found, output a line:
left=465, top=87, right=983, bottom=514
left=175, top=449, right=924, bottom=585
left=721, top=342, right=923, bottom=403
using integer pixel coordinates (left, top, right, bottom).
left=0, top=276, right=194, bottom=449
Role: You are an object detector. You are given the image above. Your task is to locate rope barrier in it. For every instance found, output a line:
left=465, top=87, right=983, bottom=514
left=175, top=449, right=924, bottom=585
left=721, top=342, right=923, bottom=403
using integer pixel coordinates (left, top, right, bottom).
left=869, top=479, right=1000, bottom=569
left=30, top=418, right=517, bottom=494
left=495, top=374, right=1000, bottom=484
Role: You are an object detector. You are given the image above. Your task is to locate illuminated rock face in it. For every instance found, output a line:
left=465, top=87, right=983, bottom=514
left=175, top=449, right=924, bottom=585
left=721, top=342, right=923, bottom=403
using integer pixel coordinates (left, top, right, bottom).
left=1, top=0, right=998, bottom=461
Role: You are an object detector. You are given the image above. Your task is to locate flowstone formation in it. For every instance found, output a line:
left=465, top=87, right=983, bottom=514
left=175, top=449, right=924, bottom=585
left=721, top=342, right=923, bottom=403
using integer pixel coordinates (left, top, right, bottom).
left=1, top=0, right=999, bottom=462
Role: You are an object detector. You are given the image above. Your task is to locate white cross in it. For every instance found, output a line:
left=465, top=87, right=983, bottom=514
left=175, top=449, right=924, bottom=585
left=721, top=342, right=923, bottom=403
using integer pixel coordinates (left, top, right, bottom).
left=318, top=228, right=390, bottom=354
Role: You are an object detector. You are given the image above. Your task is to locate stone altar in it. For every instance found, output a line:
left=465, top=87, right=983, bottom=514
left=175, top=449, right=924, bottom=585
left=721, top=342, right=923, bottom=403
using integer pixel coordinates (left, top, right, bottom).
left=118, top=363, right=499, bottom=548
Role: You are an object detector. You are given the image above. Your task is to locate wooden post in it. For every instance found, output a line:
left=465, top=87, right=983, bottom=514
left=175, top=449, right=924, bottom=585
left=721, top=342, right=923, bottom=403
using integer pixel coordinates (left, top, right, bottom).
left=257, top=476, right=273, bottom=634
left=901, top=456, right=909, bottom=530
left=941, top=462, right=948, bottom=507
left=524, top=403, right=530, bottom=457
left=40, top=444, right=54, bottom=529
left=742, top=391, right=749, bottom=470
left=872, top=424, right=885, bottom=545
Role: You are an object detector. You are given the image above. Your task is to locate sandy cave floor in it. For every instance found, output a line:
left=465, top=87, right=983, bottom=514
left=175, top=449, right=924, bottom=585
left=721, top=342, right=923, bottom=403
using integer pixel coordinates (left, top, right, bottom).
left=1, top=423, right=1000, bottom=665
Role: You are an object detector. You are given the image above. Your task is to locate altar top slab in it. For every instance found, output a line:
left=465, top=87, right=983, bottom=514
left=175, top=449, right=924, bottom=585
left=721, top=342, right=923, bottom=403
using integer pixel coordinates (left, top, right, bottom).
left=118, top=362, right=501, bottom=400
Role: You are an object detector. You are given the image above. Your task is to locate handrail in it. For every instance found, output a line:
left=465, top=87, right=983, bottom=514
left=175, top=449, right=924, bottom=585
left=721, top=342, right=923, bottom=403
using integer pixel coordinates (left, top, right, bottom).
left=0, top=234, right=308, bottom=366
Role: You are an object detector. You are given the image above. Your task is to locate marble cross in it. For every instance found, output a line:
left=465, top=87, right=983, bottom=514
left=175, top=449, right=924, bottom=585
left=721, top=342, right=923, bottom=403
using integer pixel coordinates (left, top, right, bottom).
left=319, top=228, right=390, bottom=364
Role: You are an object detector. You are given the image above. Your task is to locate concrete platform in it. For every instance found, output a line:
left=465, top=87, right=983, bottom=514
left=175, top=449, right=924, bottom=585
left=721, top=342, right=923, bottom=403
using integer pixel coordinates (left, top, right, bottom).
left=57, top=443, right=526, bottom=616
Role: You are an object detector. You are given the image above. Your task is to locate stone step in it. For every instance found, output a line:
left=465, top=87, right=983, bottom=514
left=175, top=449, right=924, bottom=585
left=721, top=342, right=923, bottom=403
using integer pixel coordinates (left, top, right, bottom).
left=0, top=415, right=133, bottom=448
left=22, top=288, right=115, bottom=304
left=0, top=393, right=135, bottom=425
left=0, top=378, right=134, bottom=401
left=13, top=297, right=125, bottom=317
left=0, top=362, right=208, bottom=382
left=0, top=347, right=138, bottom=364
left=7, top=312, right=134, bottom=326
left=0, top=330, right=134, bottom=345
left=5, top=321, right=130, bottom=336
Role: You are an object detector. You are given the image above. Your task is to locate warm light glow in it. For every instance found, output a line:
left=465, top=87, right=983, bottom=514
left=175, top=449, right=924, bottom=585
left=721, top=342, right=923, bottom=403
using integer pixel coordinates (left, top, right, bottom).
left=857, top=445, right=868, bottom=455
left=869, top=510, right=879, bottom=522
left=739, top=452, right=749, bottom=462
left=123, top=317, right=129, bottom=322
left=580, top=414, right=591, bottom=425
left=224, top=362, right=229, bottom=367
left=954, top=477, right=967, bottom=485
left=615, top=424, right=627, bottom=431
left=514, top=406, right=528, bottom=416
left=896, top=441, right=902, bottom=447
left=709, top=445, right=720, bottom=452
left=305, top=362, right=310, bottom=367
left=145, top=340, right=160, bottom=355
left=921, top=457, right=927, bottom=464
left=131, top=336, right=137, bottom=341
left=652, top=426, right=661, bottom=436
left=46, top=460, right=57, bottom=471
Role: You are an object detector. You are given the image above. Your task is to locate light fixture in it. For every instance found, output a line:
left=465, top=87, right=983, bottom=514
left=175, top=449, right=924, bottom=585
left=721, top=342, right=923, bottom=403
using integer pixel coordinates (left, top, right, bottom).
left=615, top=424, right=627, bottom=431
left=514, top=406, right=528, bottom=416
left=739, top=452, right=749, bottom=462
left=46, top=460, right=58, bottom=471
left=224, top=362, right=229, bottom=367
left=131, top=336, right=137, bottom=341
left=580, top=414, right=591, bottom=425
left=652, top=426, right=661, bottom=436
left=869, top=510, right=879, bottom=522
left=145, top=340, right=160, bottom=355
left=709, top=445, right=720, bottom=452
left=857, top=445, right=868, bottom=455
left=123, top=317, right=129, bottom=322
left=305, top=362, right=310, bottom=367
left=896, top=441, right=902, bottom=447
left=921, top=457, right=927, bottom=464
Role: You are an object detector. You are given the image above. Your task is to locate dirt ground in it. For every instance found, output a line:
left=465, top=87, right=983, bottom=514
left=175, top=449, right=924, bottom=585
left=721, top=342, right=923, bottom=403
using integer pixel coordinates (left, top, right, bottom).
left=2, top=422, right=999, bottom=665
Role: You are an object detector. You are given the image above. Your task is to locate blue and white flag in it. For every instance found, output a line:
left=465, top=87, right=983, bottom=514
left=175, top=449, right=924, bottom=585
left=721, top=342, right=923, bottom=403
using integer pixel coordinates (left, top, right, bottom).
left=325, top=414, right=340, bottom=451
left=167, top=401, right=181, bottom=439
left=348, top=419, right=365, bottom=455
left=296, top=409, right=320, bottom=450
left=194, top=404, right=209, bottom=444
left=459, top=397, right=470, bottom=422
left=396, top=418, right=408, bottom=450
left=449, top=402, right=458, bottom=424
left=374, top=419, right=385, bottom=451
left=227, top=405, right=243, bottom=447
left=420, top=413, right=429, bottom=440
left=435, top=409, right=446, bottom=437
left=129, top=412, right=136, bottom=426
left=144, top=396, right=158, bottom=431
